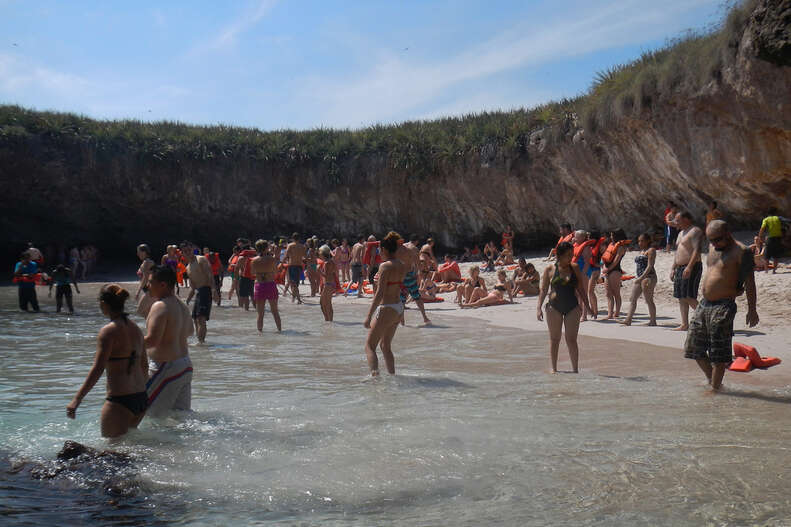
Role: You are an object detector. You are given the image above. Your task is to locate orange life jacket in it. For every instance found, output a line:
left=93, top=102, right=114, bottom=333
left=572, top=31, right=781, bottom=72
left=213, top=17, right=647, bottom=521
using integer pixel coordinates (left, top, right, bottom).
left=573, top=239, right=596, bottom=261
left=208, top=253, right=221, bottom=275
left=601, top=240, right=631, bottom=265
left=227, top=254, right=239, bottom=273
left=555, top=233, right=574, bottom=250
left=240, top=249, right=257, bottom=279
left=589, top=237, right=607, bottom=266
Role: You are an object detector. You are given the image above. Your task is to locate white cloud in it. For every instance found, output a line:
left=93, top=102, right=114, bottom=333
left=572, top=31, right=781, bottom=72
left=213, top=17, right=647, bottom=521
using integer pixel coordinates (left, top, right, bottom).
left=201, top=0, right=278, bottom=52
left=299, top=0, right=719, bottom=128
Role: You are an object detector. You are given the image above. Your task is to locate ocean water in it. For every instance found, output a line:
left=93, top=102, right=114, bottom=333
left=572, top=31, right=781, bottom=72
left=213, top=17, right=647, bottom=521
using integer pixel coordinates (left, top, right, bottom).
left=1, top=280, right=791, bottom=526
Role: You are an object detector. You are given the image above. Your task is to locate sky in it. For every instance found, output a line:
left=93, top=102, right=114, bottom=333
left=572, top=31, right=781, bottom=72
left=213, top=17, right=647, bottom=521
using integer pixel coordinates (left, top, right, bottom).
left=0, top=0, right=726, bottom=131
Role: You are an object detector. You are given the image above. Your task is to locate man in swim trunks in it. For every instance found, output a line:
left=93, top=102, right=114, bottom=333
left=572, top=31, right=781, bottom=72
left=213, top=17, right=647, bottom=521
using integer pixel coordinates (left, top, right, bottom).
left=144, top=265, right=194, bottom=416
left=49, top=263, right=80, bottom=314
left=181, top=241, right=215, bottom=343
left=251, top=239, right=282, bottom=332
left=684, top=220, right=758, bottom=391
left=398, top=235, right=432, bottom=325
left=284, top=233, right=306, bottom=304
left=671, top=211, right=704, bottom=331
left=350, top=235, right=366, bottom=298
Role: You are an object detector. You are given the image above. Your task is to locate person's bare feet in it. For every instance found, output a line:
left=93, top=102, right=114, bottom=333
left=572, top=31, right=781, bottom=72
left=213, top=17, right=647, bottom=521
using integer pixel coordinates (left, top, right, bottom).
left=620, top=319, right=632, bottom=326
left=672, top=325, right=688, bottom=331
left=647, top=321, right=657, bottom=326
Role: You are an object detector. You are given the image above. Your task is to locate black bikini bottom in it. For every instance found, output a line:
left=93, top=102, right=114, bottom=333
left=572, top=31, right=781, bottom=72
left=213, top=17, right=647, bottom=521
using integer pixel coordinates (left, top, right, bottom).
left=107, top=391, right=148, bottom=415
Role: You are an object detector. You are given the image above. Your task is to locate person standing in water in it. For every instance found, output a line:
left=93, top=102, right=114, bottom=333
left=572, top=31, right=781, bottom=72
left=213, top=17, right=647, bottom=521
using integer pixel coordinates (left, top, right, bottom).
left=284, top=233, right=307, bottom=304
left=14, top=251, right=40, bottom=312
left=537, top=242, right=591, bottom=373
left=398, top=234, right=432, bottom=325
left=67, top=284, right=148, bottom=438
left=684, top=220, right=758, bottom=391
left=49, top=263, right=80, bottom=314
left=144, top=265, right=194, bottom=417
left=135, top=244, right=156, bottom=317
left=251, top=239, right=282, bottom=332
left=363, top=232, right=407, bottom=376
left=671, top=211, right=704, bottom=330
left=350, top=235, right=366, bottom=297
left=318, top=245, right=337, bottom=322
left=181, top=241, right=215, bottom=344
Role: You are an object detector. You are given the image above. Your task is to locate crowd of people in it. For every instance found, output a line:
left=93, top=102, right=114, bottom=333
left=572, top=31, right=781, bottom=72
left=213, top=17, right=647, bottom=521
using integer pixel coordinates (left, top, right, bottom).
left=9, top=207, right=788, bottom=438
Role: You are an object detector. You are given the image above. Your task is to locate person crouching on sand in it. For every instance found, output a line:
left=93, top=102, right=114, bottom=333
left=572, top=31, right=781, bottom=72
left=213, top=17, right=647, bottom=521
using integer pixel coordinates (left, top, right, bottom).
left=67, top=284, right=148, bottom=438
left=537, top=242, right=591, bottom=374
left=363, top=232, right=406, bottom=376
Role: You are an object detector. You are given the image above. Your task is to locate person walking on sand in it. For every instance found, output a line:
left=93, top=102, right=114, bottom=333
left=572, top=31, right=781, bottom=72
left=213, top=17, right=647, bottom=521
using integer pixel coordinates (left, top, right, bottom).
left=758, top=208, right=785, bottom=274
left=684, top=220, right=758, bottom=391
left=398, top=234, right=432, bottom=325
left=621, top=233, right=657, bottom=326
left=144, top=265, right=194, bottom=417
left=251, top=239, right=282, bottom=332
left=671, top=211, right=704, bottom=330
left=537, top=242, right=591, bottom=373
left=67, top=284, right=148, bottom=438
left=601, top=229, right=628, bottom=319
left=664, top=202, right=679, bottom=252
left=350, top=235, right=366, bottom=297
left=363, top=232, right=406, bottom=376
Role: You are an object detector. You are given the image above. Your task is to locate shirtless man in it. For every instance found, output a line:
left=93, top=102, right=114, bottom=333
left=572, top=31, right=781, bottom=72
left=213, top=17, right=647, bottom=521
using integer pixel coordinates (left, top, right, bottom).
left=251, top=239, right=282, bottom=332
left=671, top=211, right=704, bottom=330
left=284, top=233, right=306, bottom=304
left=181, top=241, right=215, bottom=343
left=545, top=224, right=573, bottom=261
left=684, top=220, right=758, bottom=391
left=144, top=265, right=194, bottom=416
left=398, top=234, right=432, bottom=325
left=350, top=235, right=366, bottom=298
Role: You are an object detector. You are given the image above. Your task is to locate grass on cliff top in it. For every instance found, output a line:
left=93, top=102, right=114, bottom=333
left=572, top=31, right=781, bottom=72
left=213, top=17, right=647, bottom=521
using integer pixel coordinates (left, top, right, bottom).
left=0, top=0, right=756, bottom=164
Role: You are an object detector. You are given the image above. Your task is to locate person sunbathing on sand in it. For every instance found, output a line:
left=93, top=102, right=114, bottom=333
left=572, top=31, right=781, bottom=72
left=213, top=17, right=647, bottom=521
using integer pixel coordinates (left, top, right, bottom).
left=512, top=258, right=540, bottom=296
left=495, top=246, right=515, bottom=266
left=461, top=269, right=513, bottom=308
left=456, top=266, right=487, bottom=304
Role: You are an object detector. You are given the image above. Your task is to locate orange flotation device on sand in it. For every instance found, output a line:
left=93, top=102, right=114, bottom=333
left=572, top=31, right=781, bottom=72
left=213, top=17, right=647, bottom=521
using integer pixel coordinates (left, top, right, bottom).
left=728, top=342, right=782, bottom=372
left=422, top=296, right=445, bottom=303
left=621, top=275, right=635, bottom=281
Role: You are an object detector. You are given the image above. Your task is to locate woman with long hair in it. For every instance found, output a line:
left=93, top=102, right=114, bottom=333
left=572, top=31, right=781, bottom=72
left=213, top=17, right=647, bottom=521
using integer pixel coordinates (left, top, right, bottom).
left=363, top=232, right=407, bottom=376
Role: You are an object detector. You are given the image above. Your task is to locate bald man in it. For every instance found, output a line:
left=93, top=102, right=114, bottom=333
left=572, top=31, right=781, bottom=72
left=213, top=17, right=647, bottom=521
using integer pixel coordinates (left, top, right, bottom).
left=683, top=220, right=758, bottom=391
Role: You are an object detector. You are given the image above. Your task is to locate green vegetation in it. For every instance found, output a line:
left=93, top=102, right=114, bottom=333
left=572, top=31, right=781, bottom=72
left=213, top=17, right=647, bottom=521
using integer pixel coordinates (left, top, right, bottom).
left=0, top=1, right=756, bottom=166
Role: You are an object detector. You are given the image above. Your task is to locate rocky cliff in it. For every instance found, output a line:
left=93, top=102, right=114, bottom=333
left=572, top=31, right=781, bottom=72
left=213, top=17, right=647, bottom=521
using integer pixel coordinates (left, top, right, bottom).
left=1, top=0, right=789, bottom=262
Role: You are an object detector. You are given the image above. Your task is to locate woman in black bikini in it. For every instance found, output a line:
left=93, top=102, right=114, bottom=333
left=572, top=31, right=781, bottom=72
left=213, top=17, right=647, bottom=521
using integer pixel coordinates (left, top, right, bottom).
left=67, top=284, right=149, bottom=437
left=537, top=242, right=591, bottom=373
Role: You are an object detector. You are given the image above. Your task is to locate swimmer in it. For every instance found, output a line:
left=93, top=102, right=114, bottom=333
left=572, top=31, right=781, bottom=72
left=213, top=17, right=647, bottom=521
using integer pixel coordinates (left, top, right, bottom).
left=622, top=233, right=657, bottom=326
left=305, top=239, right=320, bottom=297
left=537, top=242, right=591, bottom=373
left=335, top=238, right=351, bottom=283
left=363, top=232, right=407, bottom=376
left=181, top=241, right=215, bottom=343
left=350, top=235, right=366, bottom=298
left=586, top=231, right=606, bottom=319
left=318, top=245, right=336, bottom=321
left=284, top=233, right=306, bottom=304
left=398, top=234, right=432, bottom=325
left=461, top=269, right=513, bottom=308
left=49, top=263, right=81, bottom=314
left=67, top=284, right=148, bottom=438
left=251, top=239, right=282, bottom=332
left=203, top=247, right=223, bottom=306
left=235, top=243, right=257, bottom=310
left=134, top=244, right=155, bottom=318
left=144, top=265, right=193, bottom=417
left=14, top=251, right=40, bottom=312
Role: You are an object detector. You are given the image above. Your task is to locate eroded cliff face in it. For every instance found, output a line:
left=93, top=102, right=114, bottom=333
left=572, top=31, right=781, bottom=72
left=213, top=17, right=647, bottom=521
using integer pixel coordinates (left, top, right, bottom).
left=1, top=0, right=789, bottom=259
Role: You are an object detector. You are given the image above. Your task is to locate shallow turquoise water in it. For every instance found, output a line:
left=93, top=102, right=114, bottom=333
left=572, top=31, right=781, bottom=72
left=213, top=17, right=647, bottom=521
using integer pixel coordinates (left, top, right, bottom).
left=2, top=280, right=791, bottom=526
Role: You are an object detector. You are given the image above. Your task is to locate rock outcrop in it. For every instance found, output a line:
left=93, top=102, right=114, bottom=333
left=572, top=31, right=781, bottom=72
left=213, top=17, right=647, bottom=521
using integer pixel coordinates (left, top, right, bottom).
left=1, top=0, right=789, bottom=260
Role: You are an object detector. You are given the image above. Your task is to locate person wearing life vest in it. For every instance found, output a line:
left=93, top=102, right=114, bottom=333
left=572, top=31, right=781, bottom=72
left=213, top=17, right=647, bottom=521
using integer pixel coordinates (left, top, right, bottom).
left=572, top=230, right=596, bottom=321
left=236, top=245, right=258, bottom=311
left=586, top=231, right=607, bottom=319
left=14, top=251, right=40, bottom=312
left=546, top=223, right=573, bottom=261
left=601, top=229, right=629, bottom=319
left=202, top=247, right=223, bottom=306
left=227, top=246, right=240, bottom=301
left=501, top=225, right=514, bottom=252
left=364, top=235, right=383, bottom=289
left=684, top=219, right=758, bottom=391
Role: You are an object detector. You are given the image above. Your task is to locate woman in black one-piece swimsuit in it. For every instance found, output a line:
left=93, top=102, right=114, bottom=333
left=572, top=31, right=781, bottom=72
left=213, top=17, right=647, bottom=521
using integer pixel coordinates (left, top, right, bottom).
left=537, top=242, right=591, bottom=373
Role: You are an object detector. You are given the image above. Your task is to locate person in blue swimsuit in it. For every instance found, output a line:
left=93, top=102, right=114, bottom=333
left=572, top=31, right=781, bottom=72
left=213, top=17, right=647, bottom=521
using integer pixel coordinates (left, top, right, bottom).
left=14, top=251, right=40, bottom=312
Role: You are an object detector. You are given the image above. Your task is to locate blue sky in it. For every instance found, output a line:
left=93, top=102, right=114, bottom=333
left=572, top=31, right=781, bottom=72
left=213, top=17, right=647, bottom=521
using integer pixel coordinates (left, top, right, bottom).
left=0, top=0, right=725, bottom=130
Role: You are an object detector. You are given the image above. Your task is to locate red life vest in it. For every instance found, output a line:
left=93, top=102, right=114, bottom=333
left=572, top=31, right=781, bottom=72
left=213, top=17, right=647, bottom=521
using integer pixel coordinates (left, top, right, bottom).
left=363, top=241, right=381, bottom=266
left=589, top=237, right=607, bottom=266
left=555, top=233, right=573, bottom=250
left=601, top=240, right=631, bottom=265
left=240, top=249, right=257, bottom=279
left=208, top=253, right=221, bottom=275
